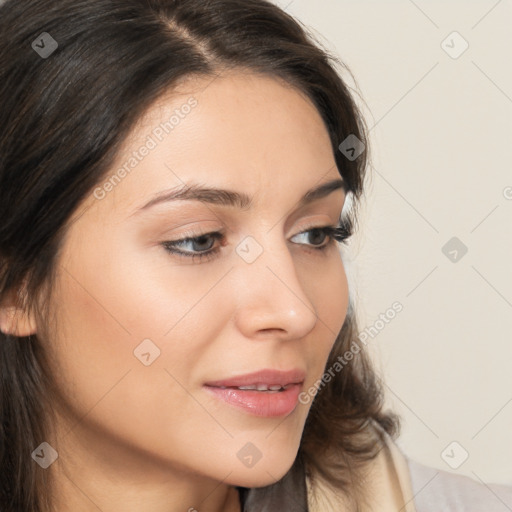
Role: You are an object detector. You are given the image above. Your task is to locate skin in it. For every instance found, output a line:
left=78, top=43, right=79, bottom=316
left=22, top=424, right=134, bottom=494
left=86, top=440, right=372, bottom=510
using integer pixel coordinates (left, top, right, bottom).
left=0, top=71, right=349, bottom=511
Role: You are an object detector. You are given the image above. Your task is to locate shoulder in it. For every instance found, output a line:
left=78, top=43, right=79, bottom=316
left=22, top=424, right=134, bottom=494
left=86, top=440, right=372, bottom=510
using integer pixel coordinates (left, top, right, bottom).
left=406, top=456, right=512, bottom=512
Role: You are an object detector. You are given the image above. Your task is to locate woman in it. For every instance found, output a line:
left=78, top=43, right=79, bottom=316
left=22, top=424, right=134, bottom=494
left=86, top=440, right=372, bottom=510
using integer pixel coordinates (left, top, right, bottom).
left=0, top=0, right=510, bottom=510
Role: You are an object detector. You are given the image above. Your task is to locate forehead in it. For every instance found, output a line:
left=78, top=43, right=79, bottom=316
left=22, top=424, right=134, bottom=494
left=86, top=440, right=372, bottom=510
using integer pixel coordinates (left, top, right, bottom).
left=77, top=71, right=339, bottom=220
left=135, top=70, right=330, bottom=149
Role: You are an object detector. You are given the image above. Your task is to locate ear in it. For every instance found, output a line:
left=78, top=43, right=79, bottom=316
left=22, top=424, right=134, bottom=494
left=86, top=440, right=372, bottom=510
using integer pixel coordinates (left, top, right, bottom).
left=0, top=284, right=37, bottom=337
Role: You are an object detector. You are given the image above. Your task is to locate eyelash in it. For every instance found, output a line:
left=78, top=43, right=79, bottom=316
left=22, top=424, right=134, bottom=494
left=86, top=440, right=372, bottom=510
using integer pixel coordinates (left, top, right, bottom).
left=161, top=219, right=352, bottom=263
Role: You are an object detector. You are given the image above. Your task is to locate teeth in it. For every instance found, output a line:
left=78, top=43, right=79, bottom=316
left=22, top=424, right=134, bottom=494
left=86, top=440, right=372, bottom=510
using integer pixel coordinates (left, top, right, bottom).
left=235, top=384, right=284, bottom=391
left=209, top=383, right=288, bottom=391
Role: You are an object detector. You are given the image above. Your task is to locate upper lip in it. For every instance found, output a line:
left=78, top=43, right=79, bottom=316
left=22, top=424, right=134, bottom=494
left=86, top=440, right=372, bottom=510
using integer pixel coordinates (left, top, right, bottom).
left=204, top=368, right=306, bottom=388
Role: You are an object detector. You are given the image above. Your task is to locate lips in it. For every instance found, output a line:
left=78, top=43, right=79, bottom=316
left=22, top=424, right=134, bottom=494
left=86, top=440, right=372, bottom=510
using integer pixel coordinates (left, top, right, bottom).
left=203, top=368, right=306, bottom=417
left=204, top=368, right=306, bottom=390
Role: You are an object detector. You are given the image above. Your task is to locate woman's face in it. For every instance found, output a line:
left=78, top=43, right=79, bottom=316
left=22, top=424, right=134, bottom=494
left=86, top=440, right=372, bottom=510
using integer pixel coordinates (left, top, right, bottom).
left=41, top=71, right=349, bottom=490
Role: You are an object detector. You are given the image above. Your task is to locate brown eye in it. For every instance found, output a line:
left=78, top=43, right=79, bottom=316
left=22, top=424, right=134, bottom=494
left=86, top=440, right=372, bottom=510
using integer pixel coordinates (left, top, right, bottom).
left=290, top=225, right=336, bottom=249
left=306, top=228, right=329, bottom=246
left=162, top=231, right=224, bottom=262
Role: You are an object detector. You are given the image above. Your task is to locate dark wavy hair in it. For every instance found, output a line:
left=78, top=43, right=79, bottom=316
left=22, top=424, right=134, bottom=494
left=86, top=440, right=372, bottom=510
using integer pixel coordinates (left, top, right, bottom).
left=0, top=0, right=400, bottom=510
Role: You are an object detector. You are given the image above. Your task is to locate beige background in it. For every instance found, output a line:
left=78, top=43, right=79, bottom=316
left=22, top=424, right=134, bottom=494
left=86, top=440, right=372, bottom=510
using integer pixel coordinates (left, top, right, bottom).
left=270, top=0, right=512, bottom=486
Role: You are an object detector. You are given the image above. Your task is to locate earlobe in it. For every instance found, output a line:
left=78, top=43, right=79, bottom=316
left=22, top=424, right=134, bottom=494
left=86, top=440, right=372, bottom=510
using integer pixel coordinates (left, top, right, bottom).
left=0, top=286, right=38, bottom=337
left=0, top=306, right=37, bottom=337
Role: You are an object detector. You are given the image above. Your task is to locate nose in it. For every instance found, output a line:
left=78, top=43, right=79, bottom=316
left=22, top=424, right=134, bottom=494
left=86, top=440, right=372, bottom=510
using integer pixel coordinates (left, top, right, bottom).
left=231, top=236, right=318, bottom=341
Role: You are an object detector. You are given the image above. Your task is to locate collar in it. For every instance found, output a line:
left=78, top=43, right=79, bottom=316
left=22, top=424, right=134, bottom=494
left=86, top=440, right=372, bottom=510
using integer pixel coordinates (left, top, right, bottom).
left=306, top=422, right=418, bottom=512
left=239, top=421, right=417, bottom=512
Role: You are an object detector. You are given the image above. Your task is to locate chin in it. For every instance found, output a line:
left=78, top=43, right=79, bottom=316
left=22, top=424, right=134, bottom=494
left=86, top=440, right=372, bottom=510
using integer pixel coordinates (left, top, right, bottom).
left=229, top=467, right=292, bottom=489
left=226, top=445, right=300, bottom=489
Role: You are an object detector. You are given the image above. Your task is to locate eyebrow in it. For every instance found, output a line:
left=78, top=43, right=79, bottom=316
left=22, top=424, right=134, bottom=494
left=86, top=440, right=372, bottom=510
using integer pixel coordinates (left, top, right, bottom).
left=132, top=177, right=346, bottom=216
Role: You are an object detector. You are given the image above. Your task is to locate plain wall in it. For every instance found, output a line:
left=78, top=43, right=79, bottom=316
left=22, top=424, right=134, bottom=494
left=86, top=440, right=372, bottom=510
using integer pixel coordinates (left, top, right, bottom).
left=270, top=0, right=512, bottom=486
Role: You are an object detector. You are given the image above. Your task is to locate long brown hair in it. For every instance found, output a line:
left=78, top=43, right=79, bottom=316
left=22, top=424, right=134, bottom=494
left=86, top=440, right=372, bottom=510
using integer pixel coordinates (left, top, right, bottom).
left=0, top=0, right=400, bottom=509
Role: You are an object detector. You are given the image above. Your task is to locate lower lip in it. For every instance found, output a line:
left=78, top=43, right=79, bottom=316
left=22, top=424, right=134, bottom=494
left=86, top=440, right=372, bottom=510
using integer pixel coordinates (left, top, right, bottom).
left=203, top=383, right=302, bottom=417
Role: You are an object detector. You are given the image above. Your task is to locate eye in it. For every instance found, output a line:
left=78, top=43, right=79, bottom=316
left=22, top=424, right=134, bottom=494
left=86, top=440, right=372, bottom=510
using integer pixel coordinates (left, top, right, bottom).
left=291, top=226, right=332, bottom=247
left=160, top=219, right=352, bottom=263
left=173, top=233, right=217, bottom=252
left=161, top=231, right=224, bottom=263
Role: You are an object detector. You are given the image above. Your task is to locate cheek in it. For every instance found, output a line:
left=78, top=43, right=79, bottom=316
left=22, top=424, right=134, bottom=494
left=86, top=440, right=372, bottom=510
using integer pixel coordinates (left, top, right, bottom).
left=320, top=254, right=349, bottom=330
left=42, top=264, right=141, bottom=425
left=44, top=257, right=222, bottom=463
left=303, top=254, right=349, bottom=377
left=45, top=234, right=231, bottom=428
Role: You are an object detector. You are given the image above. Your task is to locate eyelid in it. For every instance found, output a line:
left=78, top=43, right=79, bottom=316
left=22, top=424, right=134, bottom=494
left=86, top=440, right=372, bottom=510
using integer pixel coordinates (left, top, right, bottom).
left=294, top=218, right=333, bottom=233
left=165, top=218, right=335, bottom=243
left=160, top=218, right=352, bottom=263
